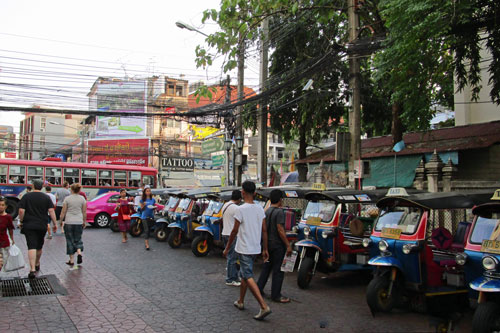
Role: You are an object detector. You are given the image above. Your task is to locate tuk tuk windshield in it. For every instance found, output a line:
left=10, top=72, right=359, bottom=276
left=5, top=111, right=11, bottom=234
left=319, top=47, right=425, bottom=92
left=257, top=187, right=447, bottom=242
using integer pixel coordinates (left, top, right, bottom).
left=303, top=201, right=337, bottom=222
left=470, top=214, right=500, bottom=244
left=178, top=198, right=191, bottom=211
left=375, top=207, right=421, bottom=234
left=166, top=197, right=180, bottom=210
left=255, top=200, right=266, bottom=208
left=204, top=201, right=224, bottom=215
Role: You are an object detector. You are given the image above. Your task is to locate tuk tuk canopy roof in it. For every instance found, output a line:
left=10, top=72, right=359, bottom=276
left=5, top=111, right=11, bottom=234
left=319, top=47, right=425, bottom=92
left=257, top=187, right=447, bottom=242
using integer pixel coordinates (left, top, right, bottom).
left=304, top=189, right=388, bottom=204
left=377, top=191, right=493, bottom=210
left=256, top=186, right=309, bottom=200
left=472, top=201, right=500, bottom=217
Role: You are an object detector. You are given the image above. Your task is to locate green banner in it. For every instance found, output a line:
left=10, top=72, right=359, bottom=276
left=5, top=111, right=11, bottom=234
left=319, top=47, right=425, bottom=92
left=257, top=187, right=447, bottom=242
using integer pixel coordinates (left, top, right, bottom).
left=202, top=138, right=224, bottom=155
left=212, top=154, right=225, bottom=167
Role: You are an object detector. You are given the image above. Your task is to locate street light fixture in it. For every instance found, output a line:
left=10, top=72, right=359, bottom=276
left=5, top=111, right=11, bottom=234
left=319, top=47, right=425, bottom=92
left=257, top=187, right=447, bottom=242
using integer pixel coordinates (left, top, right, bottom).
left=224, top=138, right=232, bottom=151
left=175, top=21, right=209, bottom=37
left=236, top=136, right=244, bottom=150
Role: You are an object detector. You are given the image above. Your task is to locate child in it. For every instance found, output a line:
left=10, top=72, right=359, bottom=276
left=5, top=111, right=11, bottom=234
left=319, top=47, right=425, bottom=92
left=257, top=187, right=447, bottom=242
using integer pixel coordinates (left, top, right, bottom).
left=0, top=197, right=15, bottom=272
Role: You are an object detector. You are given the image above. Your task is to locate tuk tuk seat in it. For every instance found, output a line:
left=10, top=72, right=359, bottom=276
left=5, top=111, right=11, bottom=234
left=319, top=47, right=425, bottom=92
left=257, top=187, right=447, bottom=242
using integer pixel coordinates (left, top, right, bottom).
left=450, top=221, right=471, bottom=252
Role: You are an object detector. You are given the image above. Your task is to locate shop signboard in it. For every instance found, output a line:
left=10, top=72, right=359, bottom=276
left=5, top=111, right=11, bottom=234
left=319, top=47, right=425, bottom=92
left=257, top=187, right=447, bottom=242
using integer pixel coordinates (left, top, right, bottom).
left=87, top=138, right=149, bottom=166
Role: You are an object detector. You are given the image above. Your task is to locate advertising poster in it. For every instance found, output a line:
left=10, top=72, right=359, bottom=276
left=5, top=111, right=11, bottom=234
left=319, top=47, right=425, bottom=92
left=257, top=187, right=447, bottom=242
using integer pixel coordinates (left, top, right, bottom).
left=96, top=81, right=146, bottom=137
left=87, top=139, right=149, bottom=166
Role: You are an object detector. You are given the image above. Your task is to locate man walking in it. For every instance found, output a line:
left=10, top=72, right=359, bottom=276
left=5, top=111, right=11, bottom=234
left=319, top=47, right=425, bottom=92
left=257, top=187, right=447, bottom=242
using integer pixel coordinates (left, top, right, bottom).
left=18, top=179, right=57, bottom=279
left=45, top=186, right=57, bottom=239
left=223, top=181, right=271, bottom=321
left=221, top=190, right=242, bottom=286
left=55, top=182, right=70, bottom=232
left=257, top=189, right=292, bottom=303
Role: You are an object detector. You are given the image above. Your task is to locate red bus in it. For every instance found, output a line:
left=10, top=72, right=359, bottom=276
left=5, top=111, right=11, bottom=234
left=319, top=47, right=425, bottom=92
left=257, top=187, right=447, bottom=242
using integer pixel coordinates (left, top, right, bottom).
left=0, top=159, right=157, bottom=217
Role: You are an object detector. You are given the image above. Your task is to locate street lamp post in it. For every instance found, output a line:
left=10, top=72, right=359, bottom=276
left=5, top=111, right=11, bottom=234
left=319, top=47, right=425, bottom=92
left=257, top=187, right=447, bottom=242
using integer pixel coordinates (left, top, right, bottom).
left=49, top=121, right=86, bottom=163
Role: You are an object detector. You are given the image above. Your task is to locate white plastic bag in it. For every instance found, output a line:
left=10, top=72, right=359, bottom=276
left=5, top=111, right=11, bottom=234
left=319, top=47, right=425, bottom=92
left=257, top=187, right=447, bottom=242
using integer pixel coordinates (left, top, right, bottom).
left=4, top=244, right=25, bottom=272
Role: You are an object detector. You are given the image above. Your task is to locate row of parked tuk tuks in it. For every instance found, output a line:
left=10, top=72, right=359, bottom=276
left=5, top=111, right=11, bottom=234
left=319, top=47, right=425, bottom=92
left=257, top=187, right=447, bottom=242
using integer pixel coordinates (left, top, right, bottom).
left=110, top=185, right=500, bottom=333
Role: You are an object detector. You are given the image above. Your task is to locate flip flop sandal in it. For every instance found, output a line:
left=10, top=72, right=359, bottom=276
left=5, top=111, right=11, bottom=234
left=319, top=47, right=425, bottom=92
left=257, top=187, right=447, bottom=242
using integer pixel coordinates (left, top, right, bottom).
left=273, top=296, right=291, bottom=303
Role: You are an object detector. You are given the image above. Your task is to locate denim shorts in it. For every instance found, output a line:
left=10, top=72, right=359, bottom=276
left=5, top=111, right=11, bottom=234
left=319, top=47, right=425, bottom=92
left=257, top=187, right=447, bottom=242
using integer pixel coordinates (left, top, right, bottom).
left=237, top=253, right=257, bottom=280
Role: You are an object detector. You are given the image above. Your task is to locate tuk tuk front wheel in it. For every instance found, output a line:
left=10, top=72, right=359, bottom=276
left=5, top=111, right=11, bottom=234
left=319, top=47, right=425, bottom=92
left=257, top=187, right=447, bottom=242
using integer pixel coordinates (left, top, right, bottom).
left=191, top=235, right=211, bottom=257
left=110, top=220, right=119, bottom=232
left=167, top=229, right=182, bottom=248
left=155, top=225, right=168, bottom=242
left=297, top=256, right=315, bottom=289
left=472, top=302, right=500, bottom=333
left=366, top=275, right=399, bottom=313
left=129, top=220, right=143, bottom=237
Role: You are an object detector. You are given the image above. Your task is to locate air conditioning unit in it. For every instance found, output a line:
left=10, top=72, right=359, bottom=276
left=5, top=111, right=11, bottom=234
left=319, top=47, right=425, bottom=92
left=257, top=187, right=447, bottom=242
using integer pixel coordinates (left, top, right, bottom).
left=40, top=128, right=46, bottom=132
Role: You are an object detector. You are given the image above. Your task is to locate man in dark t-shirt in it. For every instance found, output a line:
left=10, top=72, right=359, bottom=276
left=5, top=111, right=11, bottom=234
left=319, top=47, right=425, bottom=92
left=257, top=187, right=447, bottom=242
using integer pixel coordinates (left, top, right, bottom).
left=18, top=179, right=57, bottom=278
left=257, top=189, right=293, bottom=303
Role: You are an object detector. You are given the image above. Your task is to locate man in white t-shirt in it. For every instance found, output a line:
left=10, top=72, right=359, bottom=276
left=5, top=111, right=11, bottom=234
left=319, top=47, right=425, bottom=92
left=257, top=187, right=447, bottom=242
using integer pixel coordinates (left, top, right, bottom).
left=221, top=190, right=242, bottom=286
left=223, top=181, right=271, bottom=321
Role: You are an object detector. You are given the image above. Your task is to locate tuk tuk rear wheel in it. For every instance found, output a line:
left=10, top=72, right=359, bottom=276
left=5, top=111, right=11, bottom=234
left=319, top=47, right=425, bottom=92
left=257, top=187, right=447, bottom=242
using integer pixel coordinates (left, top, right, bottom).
left=129, top=220, right=143, bottom=237
left=297, top=256, right=315, bottom=289
left=167, top=229, right=182, bottom=248
left=366, top=275, right=398, bottom=313
left=191, top=235, right=211, bottom=257
left=110, top=220, right=119, bottom=232
left=472, top=302, right=500, bottom=333
left=155, top=226, right=168, bottom=242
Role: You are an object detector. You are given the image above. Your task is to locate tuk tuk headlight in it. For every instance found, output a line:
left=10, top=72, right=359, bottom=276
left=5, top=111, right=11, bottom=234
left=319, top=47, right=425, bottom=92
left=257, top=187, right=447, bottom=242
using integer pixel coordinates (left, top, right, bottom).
left=402, top=244, right=412, bottom=255
left=378, top=240, right=389, bottom=252
left=321, top=231, right=328, bottom=239
left=455, top=253, right=468, bottom=266
left=304, top=226, right=311, bottom=237
left=362, top=238, right=371, bottom=248
left=482, top=256, right=499, bottom=271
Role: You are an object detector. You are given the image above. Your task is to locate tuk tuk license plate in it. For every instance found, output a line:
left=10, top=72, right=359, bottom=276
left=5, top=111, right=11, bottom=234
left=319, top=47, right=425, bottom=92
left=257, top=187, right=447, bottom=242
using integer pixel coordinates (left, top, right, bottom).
left=381, top=228, right=402, bottom=239
left=306, top=217, right=322, bottom=226
left=480, top=239, right=500, bottom=254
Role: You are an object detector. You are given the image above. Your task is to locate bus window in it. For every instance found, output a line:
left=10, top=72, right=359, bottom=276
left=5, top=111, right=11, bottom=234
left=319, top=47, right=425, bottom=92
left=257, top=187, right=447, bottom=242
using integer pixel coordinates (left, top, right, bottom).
left=9, top=166, right=25, bottom=184
left=142, top=175, right=154, bottom=188
left=128, top=171, right=141, bottom=187
left=64, top=168, right=80, bottom=185
left=114, top=171, right=126, bottom=187
left=99, top=170, right=112, bottom=186
left=27, top=166, right=44, bottom=184
left=82, top=169, right=97, bottom=186
left=45, top=167, right=62, bottom=185
left=0, top=165, right=6, bottom=183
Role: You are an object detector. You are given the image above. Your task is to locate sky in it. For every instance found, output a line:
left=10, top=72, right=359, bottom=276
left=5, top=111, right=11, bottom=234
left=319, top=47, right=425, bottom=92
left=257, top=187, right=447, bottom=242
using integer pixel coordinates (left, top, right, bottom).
left=0, top=0, right=261, bottom=133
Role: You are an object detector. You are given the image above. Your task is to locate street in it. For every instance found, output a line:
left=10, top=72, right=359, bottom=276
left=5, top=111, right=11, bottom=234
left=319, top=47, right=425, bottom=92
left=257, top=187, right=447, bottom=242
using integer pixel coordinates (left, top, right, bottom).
left=0, top=228, right=472, bottom=332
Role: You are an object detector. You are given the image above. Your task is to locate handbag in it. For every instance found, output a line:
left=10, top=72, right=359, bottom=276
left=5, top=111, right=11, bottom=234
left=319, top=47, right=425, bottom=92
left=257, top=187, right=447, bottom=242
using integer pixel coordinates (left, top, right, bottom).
left=4, top=233, right=25, bottom=272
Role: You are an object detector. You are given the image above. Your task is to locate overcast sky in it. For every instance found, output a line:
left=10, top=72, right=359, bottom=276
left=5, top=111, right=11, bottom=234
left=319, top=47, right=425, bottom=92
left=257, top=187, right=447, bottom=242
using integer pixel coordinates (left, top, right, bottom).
left=0, top=0, right=261, bottom=132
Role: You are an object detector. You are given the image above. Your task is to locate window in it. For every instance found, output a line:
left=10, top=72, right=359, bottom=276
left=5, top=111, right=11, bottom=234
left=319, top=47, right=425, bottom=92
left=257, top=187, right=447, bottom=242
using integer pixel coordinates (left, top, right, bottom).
left=82, top=169, right=97, bottom=186
left=45, top=167, right=62, bottom=185
left=40, top=117, right=46, bottom=131
left=128, top=171, right=141, bottom=187
left=107, top=194, right=120, bottom=204
left=39, top=136, right=45, bottom=147
left=167, top=84, right=175, bottom=96
left=114, top=171, right=126, bottom=187
left=27, top=166, right=44, bottom=184
left=175, top=85, right=183, bottom=97
left=64, top=168, right=80, bottom=185
left=98, top=170, right=112, bottom=186
left=9, top=166, right=25, bottom=184
left=142, top=175, right=154, bottom=187
left=0, top=165, right=6, bottom=183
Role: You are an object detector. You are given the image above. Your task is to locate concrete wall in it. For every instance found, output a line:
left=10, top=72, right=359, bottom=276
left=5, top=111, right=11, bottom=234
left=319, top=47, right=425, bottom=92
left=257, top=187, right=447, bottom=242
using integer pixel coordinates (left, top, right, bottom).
left=457, top=144, right=500, bottom=181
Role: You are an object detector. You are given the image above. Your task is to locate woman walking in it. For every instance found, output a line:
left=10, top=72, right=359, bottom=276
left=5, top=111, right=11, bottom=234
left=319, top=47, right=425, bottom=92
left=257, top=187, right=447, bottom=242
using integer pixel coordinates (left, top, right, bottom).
left=140, top=187, right=156, bottom=251
left=60, top=183, right=87, bottom=266
left=116, top=189, right=132, bottom=243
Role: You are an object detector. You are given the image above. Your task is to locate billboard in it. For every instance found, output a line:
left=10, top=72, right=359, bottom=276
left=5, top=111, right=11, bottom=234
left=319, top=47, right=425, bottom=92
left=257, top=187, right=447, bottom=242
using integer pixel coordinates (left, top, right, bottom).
left=87, top=138, right=149, bottom=167
left=95, top=81, right=146, bottom=137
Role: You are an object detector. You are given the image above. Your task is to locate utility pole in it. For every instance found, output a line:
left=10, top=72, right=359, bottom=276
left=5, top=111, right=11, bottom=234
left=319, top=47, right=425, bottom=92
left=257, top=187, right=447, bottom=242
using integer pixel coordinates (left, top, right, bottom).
left=258, top=17, right=269, bottom=186
left=235, top=34, right=245, bottom=186
left=348, top=0, right=361, bottom=188
left=225, top=75, right=231, bottom=186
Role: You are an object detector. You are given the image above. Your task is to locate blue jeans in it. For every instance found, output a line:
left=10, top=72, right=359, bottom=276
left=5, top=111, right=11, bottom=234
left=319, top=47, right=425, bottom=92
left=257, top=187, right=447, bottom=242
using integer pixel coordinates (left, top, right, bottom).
left=237, top=253, right=257, bottom=280
left=223, top=236, right=239, bottom=283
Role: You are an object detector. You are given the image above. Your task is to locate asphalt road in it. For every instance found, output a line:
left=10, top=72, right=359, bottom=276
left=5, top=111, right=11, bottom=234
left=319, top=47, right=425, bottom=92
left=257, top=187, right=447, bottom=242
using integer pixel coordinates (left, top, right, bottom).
left=0, top=228, right=473, bottom=332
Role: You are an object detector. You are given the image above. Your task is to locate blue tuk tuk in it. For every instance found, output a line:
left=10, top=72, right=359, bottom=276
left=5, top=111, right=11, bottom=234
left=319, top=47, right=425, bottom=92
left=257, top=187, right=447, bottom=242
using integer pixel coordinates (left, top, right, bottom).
left=364, top=188, right=490, bottom=315
left=464, top=189, right=500, bottom=332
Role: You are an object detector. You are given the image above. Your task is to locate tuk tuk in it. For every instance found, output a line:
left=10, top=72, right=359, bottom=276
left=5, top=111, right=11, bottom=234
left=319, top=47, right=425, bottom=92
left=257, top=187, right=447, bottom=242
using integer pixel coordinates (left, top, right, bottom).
left=167, top=188, right=212, bottom=249
left=364, top=188, right=491, bottom=315
left=294, top=189, right=385, bottom=289
left=464, top=189, right=500, bottom=332
left=154, top=189, right=185, bottom=242
left=191, top=191, right=233, bottom=257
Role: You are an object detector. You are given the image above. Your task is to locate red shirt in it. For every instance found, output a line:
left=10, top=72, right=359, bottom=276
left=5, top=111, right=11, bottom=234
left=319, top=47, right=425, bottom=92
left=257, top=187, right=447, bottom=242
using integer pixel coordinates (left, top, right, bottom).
left=0, top=214, right=14, bottom=248
left=79, top=192, right=87, bottom=200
